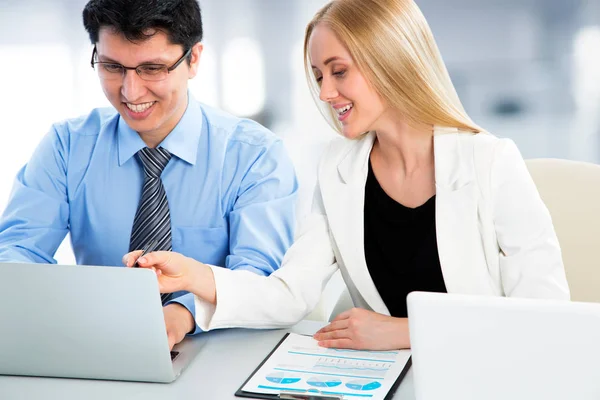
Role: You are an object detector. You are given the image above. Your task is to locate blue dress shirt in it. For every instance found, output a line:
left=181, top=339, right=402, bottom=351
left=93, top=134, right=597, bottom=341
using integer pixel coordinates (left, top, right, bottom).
left=0, top=95, right=298, bottom=334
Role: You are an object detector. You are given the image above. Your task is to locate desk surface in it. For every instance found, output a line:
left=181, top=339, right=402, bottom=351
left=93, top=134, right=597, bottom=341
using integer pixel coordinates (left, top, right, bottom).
left=0, top=321, right=414, bottom=400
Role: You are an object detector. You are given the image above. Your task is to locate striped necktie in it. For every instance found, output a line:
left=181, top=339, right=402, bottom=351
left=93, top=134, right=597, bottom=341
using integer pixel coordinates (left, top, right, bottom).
left=129, top=147, right=173, bottom=253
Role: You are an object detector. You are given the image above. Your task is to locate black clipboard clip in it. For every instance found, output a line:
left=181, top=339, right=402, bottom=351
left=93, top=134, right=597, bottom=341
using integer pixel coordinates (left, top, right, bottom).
left=278, top=390, right=343, bottom=400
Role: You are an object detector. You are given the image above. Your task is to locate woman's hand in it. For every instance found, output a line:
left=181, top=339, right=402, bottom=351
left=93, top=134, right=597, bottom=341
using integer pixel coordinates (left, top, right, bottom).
left=123, top=250, right=217, bottom=304
left=313, top=308, right=410, bottom=350
left=123, top=250, right=193, bottom=293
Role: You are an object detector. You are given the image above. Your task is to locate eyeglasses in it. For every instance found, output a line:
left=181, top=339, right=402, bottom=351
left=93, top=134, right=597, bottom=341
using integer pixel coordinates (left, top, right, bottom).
left=90, top=46, right=192, bottom=81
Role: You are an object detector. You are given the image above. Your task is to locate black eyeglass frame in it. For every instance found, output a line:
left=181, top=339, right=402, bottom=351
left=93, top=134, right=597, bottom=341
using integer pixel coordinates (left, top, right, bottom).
left=90, top=46, right=192, bottom=80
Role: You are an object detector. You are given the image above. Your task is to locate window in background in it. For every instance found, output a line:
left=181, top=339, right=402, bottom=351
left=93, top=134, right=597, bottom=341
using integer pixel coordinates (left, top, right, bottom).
left=189, top=45, right=219, bottom=107
left=0, top=44, right=77, bottom=265
left=570, top=26, right=600, bottom=162
left=574, top=26, right=600, bottom=106
left=76, top=45, right=112, bottom=116
left=0, top=44, right=74, bottom=209
left=222, top=37, right=265, bottom=117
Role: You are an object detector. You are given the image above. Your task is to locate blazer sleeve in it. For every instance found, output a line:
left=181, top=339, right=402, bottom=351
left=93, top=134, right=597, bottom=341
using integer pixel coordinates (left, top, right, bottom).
left=194, top=185, right=339, bottom=330
left=491, top=139, right=570, bottom=299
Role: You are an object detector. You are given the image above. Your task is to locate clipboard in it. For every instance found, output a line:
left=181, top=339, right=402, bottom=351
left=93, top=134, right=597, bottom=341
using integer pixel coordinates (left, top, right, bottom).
left=235, top=333, right=412, bottom=400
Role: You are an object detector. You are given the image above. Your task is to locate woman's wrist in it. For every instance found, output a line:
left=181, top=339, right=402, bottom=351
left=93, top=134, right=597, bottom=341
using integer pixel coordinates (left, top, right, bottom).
left=185, top=258, right=217, bottom=305
left=395, top=317, right=411, bottom=349
left=180, top=255, right=197, bottom=293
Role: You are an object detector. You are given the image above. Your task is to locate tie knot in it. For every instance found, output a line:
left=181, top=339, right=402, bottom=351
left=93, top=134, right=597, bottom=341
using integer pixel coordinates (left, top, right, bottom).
left=137, top=147, right=172, bottom=178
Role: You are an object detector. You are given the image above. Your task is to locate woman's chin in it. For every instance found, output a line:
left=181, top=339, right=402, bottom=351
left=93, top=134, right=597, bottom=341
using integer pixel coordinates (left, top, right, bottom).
left=341, top=128, right=368, bottom=140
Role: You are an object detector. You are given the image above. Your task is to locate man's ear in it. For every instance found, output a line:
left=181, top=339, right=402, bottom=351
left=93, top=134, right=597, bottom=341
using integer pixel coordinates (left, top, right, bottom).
left=188, top=42, right=203, bottom=79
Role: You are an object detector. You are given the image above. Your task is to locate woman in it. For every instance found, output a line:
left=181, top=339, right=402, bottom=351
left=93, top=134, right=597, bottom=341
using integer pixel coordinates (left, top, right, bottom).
left=124, top=0, right=569, bottom=350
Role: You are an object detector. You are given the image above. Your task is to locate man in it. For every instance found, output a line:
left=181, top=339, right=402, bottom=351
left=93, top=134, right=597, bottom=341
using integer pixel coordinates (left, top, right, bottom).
left=0, top=0, right=297, bottom=350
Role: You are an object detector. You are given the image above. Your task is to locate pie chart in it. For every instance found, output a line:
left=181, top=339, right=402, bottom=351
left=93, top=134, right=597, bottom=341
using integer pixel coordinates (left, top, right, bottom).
left=345, top=379, right=382, bottom=391
left=306, top=376, right=342, bottom=388
left=265, top=372, right=301, bottom=384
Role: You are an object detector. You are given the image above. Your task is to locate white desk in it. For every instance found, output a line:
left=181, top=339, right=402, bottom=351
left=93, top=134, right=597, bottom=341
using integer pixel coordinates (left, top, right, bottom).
left=0, top=321, right=414, bottom=400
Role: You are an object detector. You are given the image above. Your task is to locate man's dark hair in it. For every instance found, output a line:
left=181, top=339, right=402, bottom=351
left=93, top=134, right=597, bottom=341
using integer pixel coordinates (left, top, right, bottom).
left=83, top=0, right=203, bottom=53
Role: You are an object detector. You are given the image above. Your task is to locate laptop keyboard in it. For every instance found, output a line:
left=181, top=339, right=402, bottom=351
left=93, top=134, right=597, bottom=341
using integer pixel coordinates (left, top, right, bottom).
left=170, top=351, right=180, bottom=361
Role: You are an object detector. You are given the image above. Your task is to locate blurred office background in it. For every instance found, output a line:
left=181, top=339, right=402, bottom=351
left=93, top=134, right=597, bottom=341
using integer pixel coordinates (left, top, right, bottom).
left=0, top=0, right=599, bottom=268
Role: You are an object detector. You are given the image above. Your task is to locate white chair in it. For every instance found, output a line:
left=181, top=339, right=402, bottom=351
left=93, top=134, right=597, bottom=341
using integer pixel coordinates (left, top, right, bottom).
left=526, top=158, right=600, bottom=303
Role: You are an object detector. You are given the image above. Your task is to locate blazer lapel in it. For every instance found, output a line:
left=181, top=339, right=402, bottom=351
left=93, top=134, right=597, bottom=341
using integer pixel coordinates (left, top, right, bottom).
left=322, top=133, right=390, bottom=315
left=434, top=128, right=490, bottom=294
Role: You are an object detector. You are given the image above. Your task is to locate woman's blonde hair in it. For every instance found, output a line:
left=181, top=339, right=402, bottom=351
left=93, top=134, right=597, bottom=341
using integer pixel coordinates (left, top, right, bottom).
left=303, top=0, right=482, bottom=134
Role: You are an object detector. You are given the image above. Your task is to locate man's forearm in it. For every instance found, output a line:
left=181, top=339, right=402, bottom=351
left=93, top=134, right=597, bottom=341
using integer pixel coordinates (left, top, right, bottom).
left=164, top=292, right=202, bottom=335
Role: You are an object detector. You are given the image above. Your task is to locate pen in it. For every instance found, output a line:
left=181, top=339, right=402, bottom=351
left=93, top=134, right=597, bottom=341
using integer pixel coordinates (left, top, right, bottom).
left=132, top=239, right=159, bottom=268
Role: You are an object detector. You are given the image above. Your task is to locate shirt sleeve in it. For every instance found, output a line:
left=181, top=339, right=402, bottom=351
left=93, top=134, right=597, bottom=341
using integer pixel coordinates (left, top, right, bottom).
left=0, top=126, right=69, bottom=263
left=225, top=138, right=298, bottom=276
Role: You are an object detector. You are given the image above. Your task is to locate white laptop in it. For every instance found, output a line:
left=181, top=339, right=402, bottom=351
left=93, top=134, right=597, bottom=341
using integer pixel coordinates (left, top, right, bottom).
left=407, top=291, right=600, bottom=400
left=0, top=262, right=205, bottom=383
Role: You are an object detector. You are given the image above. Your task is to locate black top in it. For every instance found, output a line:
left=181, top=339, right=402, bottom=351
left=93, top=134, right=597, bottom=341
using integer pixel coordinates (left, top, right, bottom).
left=364, top=160, right=447, bottom=318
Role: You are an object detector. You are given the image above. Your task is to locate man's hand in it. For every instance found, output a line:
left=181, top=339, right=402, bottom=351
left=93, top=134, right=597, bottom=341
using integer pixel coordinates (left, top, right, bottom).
left=312, top=308, right=410, bottom=350
left=163, top=303, right=195, bottom=350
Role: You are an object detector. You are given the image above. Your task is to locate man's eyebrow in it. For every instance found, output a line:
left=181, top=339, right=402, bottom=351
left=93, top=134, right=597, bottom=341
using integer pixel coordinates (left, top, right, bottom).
left=97, top=54, right=120, bottom=63
left=96, top=54, right=168, bottom=65
left=138, top=57, right=170, bottom=64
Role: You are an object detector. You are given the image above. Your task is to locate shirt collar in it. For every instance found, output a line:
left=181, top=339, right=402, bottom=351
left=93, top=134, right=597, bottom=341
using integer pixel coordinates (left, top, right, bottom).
left=118, top=93, right=203, bottom=166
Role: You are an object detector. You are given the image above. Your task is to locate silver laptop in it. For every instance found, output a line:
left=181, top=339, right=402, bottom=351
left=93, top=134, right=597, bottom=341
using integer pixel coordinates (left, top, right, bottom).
left=407, top=291, right=600, bottom=400
left=0, top=262, right=204, bottom=383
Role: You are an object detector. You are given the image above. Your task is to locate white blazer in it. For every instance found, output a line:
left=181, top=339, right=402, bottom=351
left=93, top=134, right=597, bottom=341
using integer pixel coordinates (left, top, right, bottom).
left=195, top=128, right=570, bottom=330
